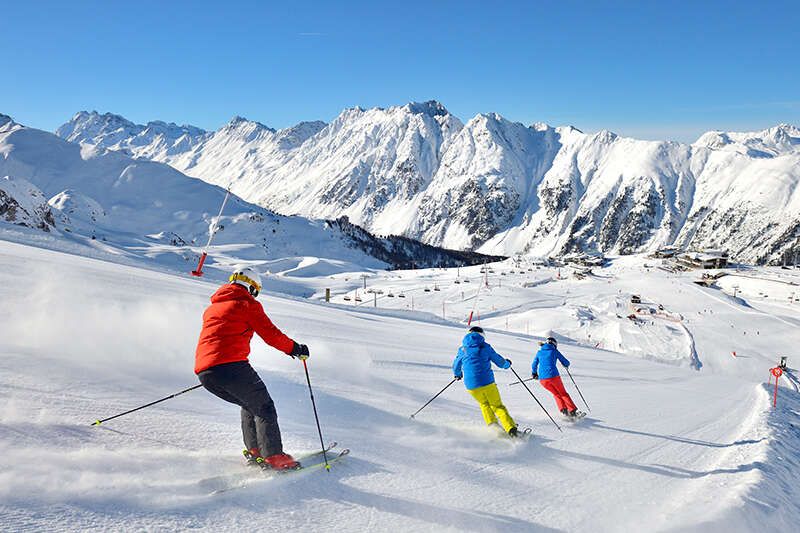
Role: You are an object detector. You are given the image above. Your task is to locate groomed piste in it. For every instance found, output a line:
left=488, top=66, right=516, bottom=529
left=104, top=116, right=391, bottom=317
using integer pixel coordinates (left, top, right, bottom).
left=1, top=238, right=799, bottom=532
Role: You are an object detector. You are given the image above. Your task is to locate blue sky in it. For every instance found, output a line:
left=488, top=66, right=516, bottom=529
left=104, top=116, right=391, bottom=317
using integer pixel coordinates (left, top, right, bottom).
left=3, top=0, right=798, bottom=142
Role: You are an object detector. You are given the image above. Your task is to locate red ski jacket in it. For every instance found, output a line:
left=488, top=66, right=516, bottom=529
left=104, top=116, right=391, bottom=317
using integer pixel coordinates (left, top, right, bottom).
left=195, top=284, right=295, bottom=374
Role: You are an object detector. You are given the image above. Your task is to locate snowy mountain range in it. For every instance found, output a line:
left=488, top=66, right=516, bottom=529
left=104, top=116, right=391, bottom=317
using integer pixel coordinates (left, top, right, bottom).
left=0, top=116, right=493, bottom=274
left=58, top=103, right=800, bottom=265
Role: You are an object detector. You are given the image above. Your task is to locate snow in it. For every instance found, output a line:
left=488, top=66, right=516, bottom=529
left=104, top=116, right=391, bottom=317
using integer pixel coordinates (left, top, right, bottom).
left=2, top=116, right=462, bottom=280
left=55, top=104, right=800, bottom=265
left=1, top=237, right=799, bottom=531
left=693, top=124, right=800, bottom=158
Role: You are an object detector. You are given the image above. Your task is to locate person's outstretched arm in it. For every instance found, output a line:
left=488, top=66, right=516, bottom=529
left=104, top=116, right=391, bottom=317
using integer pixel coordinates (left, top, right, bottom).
left=249, top=300, right=295, bottom=355
left=453, top=347, right=464, bottom=379
left=486, top=344, right=511, bottom=369
left=556, top=348, right=571, bottom=368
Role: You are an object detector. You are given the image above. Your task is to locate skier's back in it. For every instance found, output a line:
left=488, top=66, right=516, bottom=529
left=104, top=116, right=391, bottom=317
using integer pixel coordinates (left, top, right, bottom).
left=532, top=336, right=581, bottom=419
left=453, top=326, right=519, bottom=437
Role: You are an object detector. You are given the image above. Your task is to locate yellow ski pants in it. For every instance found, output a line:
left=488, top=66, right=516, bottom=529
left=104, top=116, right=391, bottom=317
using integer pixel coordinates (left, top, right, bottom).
left=467, top=383, right=516, bottom=432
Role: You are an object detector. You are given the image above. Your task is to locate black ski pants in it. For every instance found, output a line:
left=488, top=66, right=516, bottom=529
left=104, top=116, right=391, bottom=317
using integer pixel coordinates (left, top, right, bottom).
left=198, top=361, right=283, bottom=457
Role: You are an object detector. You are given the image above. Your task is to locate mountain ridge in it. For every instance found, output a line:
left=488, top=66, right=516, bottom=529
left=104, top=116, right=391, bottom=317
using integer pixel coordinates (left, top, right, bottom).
left=1, top=116, right=499, bottom=273
left=55, top=102, right=800, bottom=264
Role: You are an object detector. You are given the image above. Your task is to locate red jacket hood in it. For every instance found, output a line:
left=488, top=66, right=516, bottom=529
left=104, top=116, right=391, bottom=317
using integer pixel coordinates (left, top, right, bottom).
left=210, top=283, right=252, bottom=304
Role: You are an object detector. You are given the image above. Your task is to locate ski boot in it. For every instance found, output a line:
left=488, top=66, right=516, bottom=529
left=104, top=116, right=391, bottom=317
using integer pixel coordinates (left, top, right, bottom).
left=259, top=453, right=301, bottom=471
left=569, top=409, right=586, bottom=420
left=243, top=448, right=262, bottom=467
left=560, top=408, right=570, bottom=417
left=508, top=426, right=519, bottom=438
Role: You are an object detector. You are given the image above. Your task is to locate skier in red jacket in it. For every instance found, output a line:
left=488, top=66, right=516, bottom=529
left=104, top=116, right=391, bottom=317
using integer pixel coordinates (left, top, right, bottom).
left=195, top=266, right=309, bottom=470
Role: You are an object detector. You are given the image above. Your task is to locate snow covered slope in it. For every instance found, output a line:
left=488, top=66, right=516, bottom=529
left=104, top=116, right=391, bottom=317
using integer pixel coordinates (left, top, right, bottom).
left=56, top=110, right=210, bottom=160
left=58, top=104, right=800, bottom=265
left=694, top=123, right=800, bottom=158
left=1, top=239, right=798, bottom=532
left=2, top=116, right=494, bottom=277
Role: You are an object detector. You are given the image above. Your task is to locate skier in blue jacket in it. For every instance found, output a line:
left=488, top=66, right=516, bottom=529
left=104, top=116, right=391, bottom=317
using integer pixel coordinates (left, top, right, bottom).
left=453, top=326, right=519, bottom=437
left=532, top=336, right=581, bottom=418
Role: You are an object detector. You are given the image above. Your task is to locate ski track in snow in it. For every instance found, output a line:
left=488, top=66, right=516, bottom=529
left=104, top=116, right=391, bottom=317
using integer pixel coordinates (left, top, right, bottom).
left=0, top=241, right=799, bottom=532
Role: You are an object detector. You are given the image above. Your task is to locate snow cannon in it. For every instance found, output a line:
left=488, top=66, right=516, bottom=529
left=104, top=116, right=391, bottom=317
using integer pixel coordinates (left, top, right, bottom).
left=191, top=187, right=231, bottom=278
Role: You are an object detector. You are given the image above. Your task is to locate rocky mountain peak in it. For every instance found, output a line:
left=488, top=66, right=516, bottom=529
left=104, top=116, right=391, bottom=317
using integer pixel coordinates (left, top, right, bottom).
left=403, top=100, right=450, bottom=117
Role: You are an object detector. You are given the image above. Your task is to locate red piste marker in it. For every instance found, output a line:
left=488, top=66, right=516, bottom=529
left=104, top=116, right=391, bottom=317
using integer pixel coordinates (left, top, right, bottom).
left=191, top=252, right=208, bottom=277
left=770, top=366, right=784, bottom=408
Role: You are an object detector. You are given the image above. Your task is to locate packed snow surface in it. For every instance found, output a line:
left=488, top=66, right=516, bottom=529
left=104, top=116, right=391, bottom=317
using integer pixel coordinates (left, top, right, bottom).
left=1, top=239, right=799, bottom=532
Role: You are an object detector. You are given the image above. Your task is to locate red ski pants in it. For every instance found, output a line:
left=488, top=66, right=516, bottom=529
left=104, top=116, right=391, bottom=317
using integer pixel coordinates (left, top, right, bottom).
left=539, top=376, right=576, bottom=412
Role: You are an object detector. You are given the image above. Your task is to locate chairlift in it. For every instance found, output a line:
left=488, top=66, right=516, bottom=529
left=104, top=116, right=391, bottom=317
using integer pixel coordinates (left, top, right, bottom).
left=398, top=293, right=406, bottom=298
left=424, top=287, right=431, bottom=292
left=455, top=279, right=461, bottom=284
left=343, top=296, right=351, bottom=301
left=387, top=293, right=395, bottom=298
left=463, top=278, right=470, bottom=283
left=434, top=285, right=441, bottom=292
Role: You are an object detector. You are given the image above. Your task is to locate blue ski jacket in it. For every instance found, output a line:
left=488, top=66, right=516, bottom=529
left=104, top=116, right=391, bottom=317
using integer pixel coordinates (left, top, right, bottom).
left=532, top=343, right=570, bottom=379
left=453, top=332, right=510, bottom=390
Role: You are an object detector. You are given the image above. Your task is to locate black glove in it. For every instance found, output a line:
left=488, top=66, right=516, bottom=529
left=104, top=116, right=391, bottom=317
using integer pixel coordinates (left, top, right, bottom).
left=289, top=342, right=309, bottom=360
left=454, top=375, right=463, bottom=381
left=532, top=372, right=539, bottom=380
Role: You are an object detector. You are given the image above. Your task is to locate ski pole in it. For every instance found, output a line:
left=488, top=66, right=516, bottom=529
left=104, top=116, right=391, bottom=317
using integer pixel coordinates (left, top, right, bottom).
left=509, top=377, right=535, bottom=387
left=302, top=359, right=330, bottom=471
left=90, top=384, right=203, bottom=426
left=565, top=367, right=591, bottom=412
left=508, top=365, right=562, bottom=432
left=410, top=378, right=457, bottom=419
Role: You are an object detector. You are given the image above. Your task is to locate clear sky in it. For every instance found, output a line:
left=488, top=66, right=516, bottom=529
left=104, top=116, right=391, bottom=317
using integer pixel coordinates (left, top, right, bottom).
left=3, top=0, right=799, bottom=143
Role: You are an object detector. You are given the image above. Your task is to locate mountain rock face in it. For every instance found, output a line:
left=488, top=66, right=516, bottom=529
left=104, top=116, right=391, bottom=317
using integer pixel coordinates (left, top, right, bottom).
left=57, top=104, right=800, bottom=264
left=2, top=117, right=495, bottom=272
left=0, top=175, right=57, bottom=232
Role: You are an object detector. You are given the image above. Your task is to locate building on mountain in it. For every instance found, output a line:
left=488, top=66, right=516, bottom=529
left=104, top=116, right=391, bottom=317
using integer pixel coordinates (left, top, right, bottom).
left=678, top=250, right=729, bottom=269
left=650, top=246, right=680, bottom=259
left=563, top=252, right=606, bottom=268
